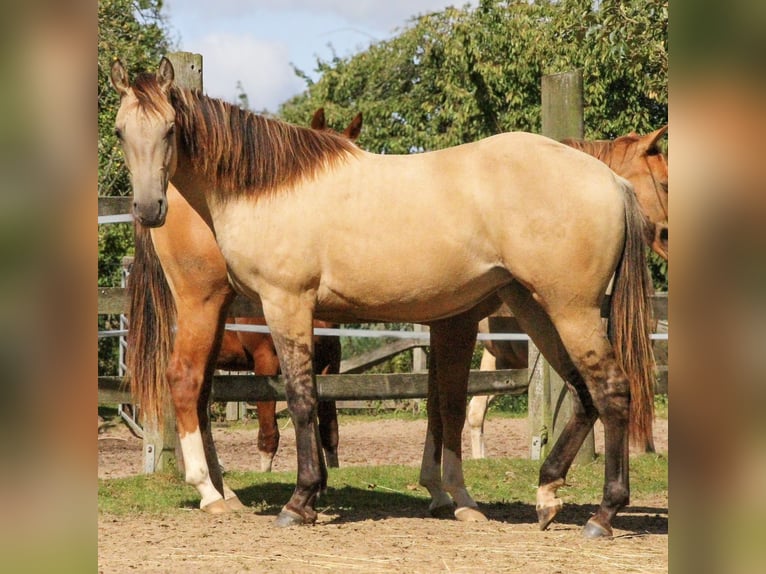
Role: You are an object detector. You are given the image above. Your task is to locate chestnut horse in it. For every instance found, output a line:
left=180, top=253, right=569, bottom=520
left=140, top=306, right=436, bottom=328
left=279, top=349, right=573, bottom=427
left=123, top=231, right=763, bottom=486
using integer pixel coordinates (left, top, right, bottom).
left=125, top=107, right=361, bottom=482
left=467, top=127, right=668, bottom=459
left=112, top=58, right=655, bottom=538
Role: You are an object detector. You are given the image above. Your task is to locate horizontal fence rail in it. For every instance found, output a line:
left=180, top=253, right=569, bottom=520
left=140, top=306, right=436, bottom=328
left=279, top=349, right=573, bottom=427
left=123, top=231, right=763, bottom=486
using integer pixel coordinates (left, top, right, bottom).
left=98, top=367, right=667, bottom=405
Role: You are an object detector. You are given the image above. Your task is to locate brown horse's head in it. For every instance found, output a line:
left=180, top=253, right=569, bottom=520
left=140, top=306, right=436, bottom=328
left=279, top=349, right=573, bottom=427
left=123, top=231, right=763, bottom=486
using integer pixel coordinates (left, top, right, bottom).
left=110, top=57, right=177, bottom=227
left=613, top=126, right=669, bottom=260
left=563, top=126, right=669, bottom=260
left=310, top=107, right=363, bottom=142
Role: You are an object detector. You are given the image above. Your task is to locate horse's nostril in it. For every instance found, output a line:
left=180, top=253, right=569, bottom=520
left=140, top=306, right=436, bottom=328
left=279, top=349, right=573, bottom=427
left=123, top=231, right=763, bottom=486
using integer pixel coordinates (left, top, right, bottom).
left=659, top=227, right=668, bottom=242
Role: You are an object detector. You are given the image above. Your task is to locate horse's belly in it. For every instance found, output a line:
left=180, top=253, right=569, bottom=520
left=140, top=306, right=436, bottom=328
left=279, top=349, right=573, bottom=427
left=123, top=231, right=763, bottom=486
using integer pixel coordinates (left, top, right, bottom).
left=314, top=264, right=510, bottom=323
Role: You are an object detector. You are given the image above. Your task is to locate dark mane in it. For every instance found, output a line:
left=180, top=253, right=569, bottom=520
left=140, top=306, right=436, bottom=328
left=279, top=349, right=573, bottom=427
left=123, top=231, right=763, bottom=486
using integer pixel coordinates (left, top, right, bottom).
left=130, top=75, right=359, bottom=199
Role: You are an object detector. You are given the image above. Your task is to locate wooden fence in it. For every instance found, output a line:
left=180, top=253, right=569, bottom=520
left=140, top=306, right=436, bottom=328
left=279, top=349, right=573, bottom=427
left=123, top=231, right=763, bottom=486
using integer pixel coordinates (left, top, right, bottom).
left=97, top=277, right=668, bottom=402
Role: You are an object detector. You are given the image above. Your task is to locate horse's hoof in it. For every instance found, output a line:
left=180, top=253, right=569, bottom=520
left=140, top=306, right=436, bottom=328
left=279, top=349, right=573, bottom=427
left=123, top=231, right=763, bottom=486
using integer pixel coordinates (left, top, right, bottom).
left=201, top=499, right=230, bottom=515
left=274, top=509, right=307, bottom=528
left=429, top=503, right=456, bottom=520
left=536, top=499, right=563, bottom=530
left=455, top=506, right=487, bottom=522
left=225, top=496, right=247, bottom=512
left=582, top=518, right=613, bottom=539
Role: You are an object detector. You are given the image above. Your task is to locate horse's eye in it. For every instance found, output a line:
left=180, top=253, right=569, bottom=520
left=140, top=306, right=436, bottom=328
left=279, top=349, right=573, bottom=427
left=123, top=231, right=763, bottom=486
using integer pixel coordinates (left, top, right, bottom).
left=166, top=125, right=175, bottom=139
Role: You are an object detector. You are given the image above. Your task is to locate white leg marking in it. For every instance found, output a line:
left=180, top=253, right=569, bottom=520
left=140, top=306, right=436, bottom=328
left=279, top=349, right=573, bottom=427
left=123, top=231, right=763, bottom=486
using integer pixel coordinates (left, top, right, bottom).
left=259, top=450, right=275, bottom=473
left=179, top=429, right=224, bottom=508
left=419, top=430, right=451, bottom=511
left=536, top=478, right=565, bottom=512
left=442, top=448, right=476, bottom=509
left=467, top=395, right=491, bottom=459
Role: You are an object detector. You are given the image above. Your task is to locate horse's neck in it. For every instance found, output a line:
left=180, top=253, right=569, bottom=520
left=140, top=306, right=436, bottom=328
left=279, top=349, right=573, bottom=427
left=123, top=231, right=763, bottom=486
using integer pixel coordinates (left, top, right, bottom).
left=170, top=152, right=216, bottom=231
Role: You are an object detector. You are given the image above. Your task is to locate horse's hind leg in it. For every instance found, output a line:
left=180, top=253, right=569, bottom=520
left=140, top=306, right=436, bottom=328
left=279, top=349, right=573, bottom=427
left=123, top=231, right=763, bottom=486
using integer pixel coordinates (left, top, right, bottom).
left=554, top=317, right=632, bottom=539
left=168, top=295, right=244, bottom=513
left=419, top=315, right=486, bottom=522
left=499, top=284, right=601, bottom=531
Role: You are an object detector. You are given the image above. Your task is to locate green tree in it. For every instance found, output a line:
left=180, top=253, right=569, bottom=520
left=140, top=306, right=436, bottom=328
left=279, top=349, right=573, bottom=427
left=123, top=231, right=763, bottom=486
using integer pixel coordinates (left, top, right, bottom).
left=280, top=0, right=668, bottom=287
left=98, top=0, right=172, bottom=374
left=283, top=0, right=667, bottom=147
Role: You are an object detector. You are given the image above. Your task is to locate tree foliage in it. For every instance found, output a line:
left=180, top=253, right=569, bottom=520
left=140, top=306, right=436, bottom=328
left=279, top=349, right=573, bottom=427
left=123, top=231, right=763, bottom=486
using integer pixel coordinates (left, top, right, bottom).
left=98, top=0, right=172, bottom=373
left=282, top=0, right=667, bottom=148
left=280, top=0, right=667, bottom=287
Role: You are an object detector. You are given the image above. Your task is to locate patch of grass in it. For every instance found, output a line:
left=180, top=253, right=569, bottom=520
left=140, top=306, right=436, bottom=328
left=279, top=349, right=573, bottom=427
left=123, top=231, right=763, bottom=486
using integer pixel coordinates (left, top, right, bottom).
left=98, top=471, right=200, bottom=514
left=654, top=394, right=669, bottom=419
left=99, top=455, right=667, bottom=516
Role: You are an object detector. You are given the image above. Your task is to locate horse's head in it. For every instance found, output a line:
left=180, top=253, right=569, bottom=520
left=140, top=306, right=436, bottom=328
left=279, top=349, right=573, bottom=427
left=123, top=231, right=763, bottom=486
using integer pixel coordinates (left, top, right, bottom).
left=110, top=57, right=177, bottom=227
left=614, top=126, right=669, bottom=260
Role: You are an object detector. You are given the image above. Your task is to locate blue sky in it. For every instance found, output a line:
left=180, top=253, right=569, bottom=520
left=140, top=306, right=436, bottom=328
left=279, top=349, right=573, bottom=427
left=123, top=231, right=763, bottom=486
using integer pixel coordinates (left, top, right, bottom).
left=162, top=0, right=469, bottom=112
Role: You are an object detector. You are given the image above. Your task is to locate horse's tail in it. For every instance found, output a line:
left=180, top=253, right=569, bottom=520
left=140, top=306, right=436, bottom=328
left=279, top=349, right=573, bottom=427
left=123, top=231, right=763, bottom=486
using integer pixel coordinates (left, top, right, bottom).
left=125, top=223, right=175, bottom=421
left=609, top=178, right=656, bottom=446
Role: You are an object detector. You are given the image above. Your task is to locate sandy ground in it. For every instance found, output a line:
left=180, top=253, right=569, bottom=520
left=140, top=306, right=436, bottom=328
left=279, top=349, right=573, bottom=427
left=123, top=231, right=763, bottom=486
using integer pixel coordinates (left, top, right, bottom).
left=98, top=414, right=668, bottom=573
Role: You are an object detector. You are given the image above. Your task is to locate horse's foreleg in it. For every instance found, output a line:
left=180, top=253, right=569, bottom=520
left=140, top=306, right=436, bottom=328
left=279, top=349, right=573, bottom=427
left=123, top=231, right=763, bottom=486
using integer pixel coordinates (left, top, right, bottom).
left=425, top=316, right=486, bottom=522
left=266, top=303, right=325, bottom=527
left=168, top=298, right=243, bottom=513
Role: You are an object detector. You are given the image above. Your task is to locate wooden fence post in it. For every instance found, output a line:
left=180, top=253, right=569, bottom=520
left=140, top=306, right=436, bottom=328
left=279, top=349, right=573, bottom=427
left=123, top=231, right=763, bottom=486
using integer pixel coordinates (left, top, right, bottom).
left=528, top=70, right=596, bottom=464
left=141, top=51, right=203, bottom=474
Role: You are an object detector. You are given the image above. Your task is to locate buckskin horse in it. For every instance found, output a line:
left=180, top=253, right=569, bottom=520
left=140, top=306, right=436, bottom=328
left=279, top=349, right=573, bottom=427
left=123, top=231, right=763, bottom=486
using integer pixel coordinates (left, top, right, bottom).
left=467, top=127, right=668, bottom=459
left=111, top=58, right=654, bottom=538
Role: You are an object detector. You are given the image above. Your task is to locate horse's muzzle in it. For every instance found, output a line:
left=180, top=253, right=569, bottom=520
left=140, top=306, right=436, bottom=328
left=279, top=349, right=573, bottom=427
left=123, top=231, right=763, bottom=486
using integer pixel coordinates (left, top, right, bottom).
left=133, top=197, right=167, bottom=227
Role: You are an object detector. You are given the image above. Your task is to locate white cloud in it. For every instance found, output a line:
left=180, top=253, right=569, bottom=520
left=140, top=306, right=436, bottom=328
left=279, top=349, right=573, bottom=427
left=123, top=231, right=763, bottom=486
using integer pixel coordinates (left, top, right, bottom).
left=162, top=0, right=470, bottom=110
left=196, top=34, right=305, bottom=112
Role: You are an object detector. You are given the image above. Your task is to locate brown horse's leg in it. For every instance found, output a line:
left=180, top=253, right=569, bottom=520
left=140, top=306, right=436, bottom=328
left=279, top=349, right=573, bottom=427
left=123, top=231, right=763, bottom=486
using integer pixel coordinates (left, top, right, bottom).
left=265, top=304, right=326, bottom=527
left=317, top=399, right=339, bottom=467
left=242, top=332, right=281, bottom=472
left=168, top=294, right=243, bottom=513
left=314, top=329, right=341, bottom=468
left=420, top=315, right=486, bottom=522
left=419, top=341, right=449, bottom=516
left=254, top=400, right=279, bottom=471
left=499, top=284, right=601, bottom=530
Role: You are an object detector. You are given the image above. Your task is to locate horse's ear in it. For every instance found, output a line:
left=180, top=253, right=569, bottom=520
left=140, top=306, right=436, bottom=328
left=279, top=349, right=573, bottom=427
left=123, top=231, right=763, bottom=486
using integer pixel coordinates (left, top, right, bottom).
left=311, top=108, right=326, bottom=131
left=110, top=59, right=130, bottom=96
left=344, top=112, right=363, bottom=141
left=157, top=57, right=175, bottom=93
left=639, top=125, right=668, bottom=153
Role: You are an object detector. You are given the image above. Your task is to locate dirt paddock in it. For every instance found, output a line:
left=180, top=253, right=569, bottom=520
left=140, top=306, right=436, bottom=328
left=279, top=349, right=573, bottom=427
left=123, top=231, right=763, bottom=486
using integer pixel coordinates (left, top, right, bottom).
left=98, top=415, right=668, bottom=573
